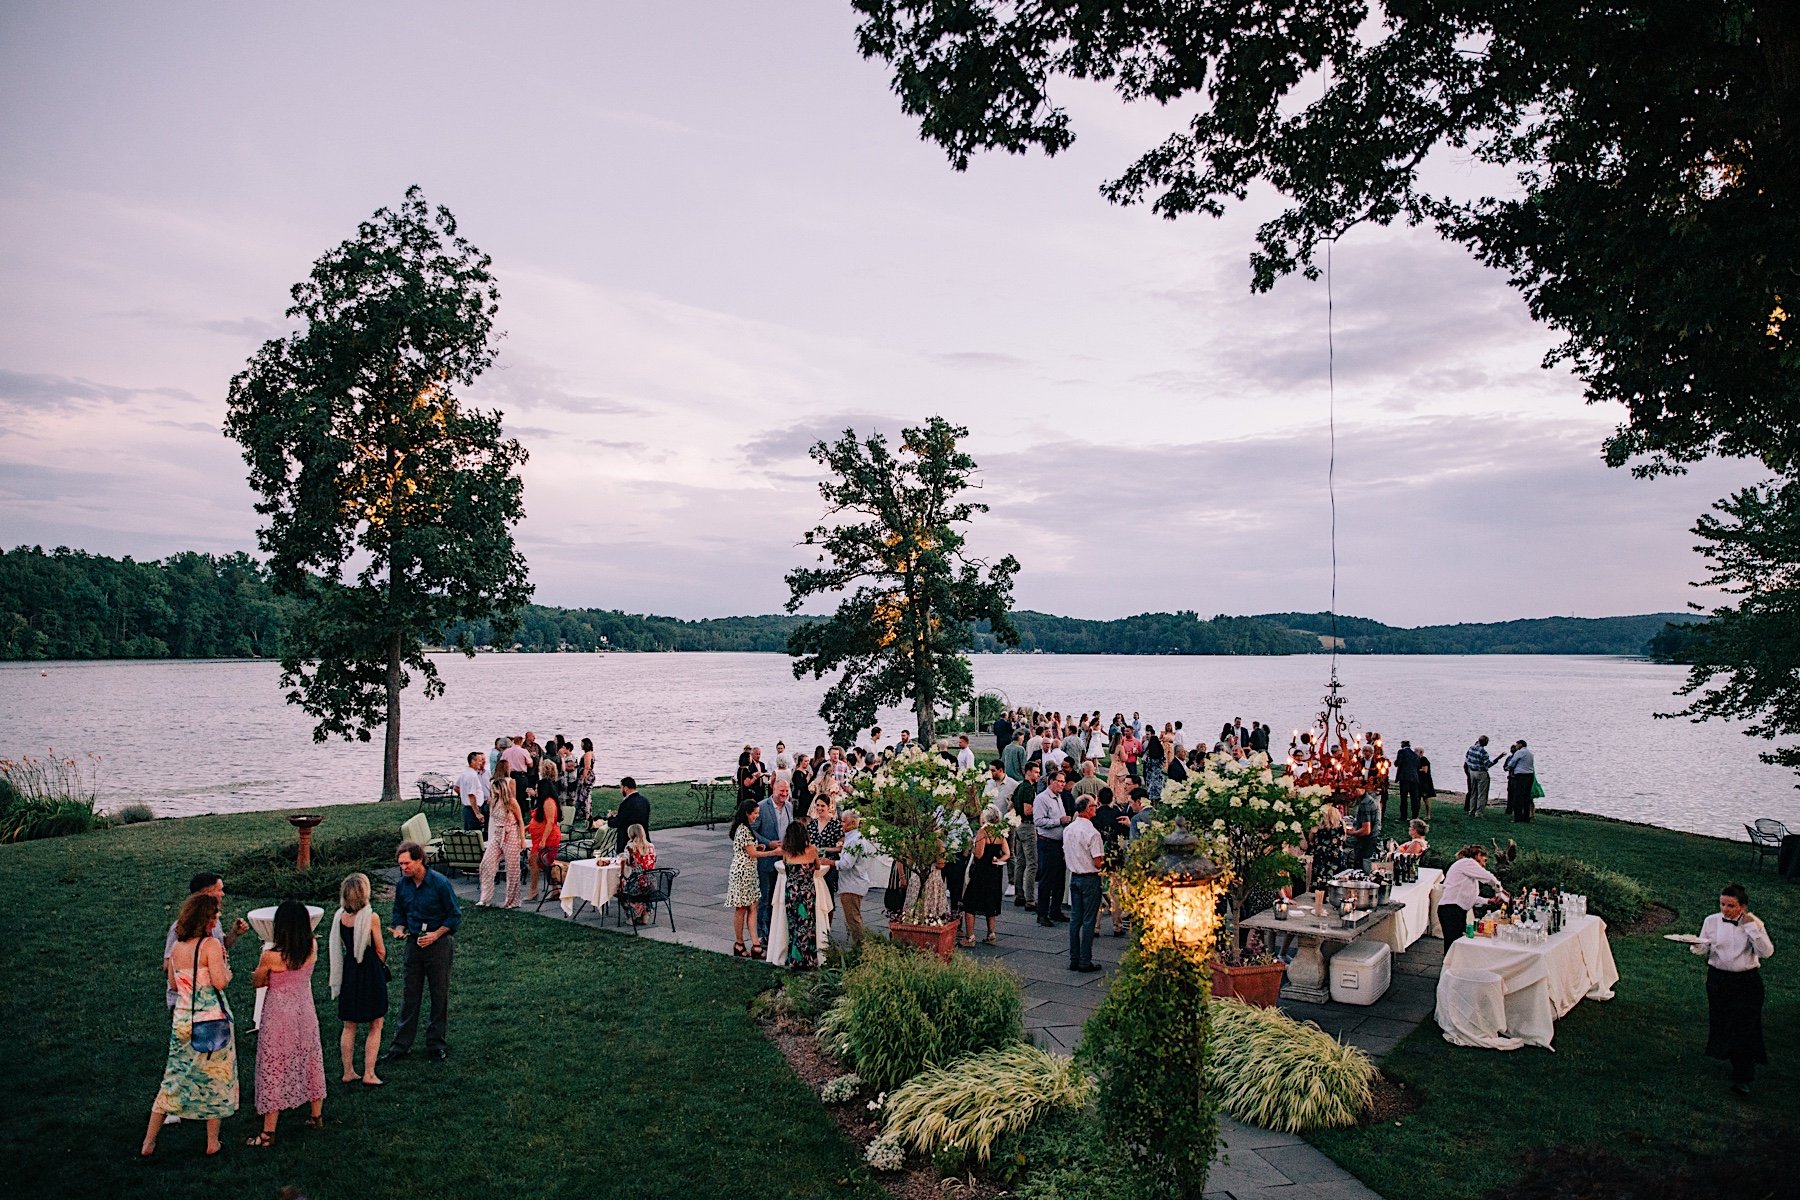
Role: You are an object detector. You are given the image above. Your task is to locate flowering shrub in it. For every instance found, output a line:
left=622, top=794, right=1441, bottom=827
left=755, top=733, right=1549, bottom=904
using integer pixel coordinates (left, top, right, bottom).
left=865, top=1133, right=906, bottom=1172
left=848, top=746, right=985, bottom=923
left=820, top=1073, right=863, bottom=1104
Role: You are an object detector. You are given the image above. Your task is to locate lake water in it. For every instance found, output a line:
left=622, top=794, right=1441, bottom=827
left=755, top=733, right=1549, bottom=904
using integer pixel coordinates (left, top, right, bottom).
left=1, top=653, right=1794, bottom=840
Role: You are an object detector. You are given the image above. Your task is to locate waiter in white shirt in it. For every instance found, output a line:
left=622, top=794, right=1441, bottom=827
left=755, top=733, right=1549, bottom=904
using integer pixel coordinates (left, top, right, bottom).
left=956, top=734, right=976, bottom=772
left=1696, top=882, right=1775, bottom=1094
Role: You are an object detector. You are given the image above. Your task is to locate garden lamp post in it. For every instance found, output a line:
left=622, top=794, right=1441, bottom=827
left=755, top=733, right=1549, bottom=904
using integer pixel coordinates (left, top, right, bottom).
left=1143, top=819, right=1224, bottom=952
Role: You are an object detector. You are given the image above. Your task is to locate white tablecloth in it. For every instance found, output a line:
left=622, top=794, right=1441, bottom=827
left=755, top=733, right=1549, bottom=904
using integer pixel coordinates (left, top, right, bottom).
left=1373, top=868, right=1444, bottom=953
left=1435, top=914, right=1618, bottom=1050
left=559, top=857, right=623, bottom=917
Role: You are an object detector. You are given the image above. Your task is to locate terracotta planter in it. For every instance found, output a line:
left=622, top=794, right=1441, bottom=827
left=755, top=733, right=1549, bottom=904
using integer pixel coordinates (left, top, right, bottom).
left=888, top=918, right=959, bottom=961
left=1210, top=960, right=1286, bottom=1007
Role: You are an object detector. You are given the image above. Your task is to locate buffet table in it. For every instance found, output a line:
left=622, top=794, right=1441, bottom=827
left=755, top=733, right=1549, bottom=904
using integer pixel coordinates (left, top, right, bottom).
left=1435, top=914, right=1618, bottom=1050
left=1241, top=901, right=1403, bottom=1004
left=559, top=857, right=623, bottom=919
left=1371, top=868, right=1444, bottom=954
left=246, top=904, right=323, bottom=1029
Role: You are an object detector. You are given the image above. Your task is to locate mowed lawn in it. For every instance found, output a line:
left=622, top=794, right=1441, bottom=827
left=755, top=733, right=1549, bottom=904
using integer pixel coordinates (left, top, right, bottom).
left=2, top=799, right=882, bottom=1200
left=1308, top=799, right=1799, bottom=1198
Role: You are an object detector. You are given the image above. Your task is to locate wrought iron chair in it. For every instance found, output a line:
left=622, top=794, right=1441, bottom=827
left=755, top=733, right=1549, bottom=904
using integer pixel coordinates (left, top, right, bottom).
left=414, top=772, right=458, bottom=811
left=1747, top=819, right=1789, bottom=868
left=616, top=866, right=681, bottom=934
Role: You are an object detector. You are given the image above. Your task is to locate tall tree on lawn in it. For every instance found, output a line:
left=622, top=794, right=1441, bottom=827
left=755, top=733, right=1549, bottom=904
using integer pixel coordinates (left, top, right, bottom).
left=786, top=417, right=1019, bottom=747
left=224, top=187, right=531, bottom=801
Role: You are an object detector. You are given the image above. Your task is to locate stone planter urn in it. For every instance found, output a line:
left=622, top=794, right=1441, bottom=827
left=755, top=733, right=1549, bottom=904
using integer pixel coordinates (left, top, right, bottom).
left=1209, top=959, right=1287, bottom=1007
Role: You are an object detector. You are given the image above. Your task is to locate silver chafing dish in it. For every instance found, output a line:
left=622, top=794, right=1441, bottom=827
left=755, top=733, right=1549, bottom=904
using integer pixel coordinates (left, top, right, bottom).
left=1326, top=872, right=1387, bottom=909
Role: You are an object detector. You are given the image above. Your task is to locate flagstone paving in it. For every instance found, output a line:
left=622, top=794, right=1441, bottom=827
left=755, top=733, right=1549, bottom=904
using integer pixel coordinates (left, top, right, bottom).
left=443, top=823, right=1443, bottom=1199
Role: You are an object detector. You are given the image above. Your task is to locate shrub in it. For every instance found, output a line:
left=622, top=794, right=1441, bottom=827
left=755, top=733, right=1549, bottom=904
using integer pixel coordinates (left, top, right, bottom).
left=882, top=1043, right=1095, bottom=1166
left=820, top=1073, right=863, bottom=1104
left=1078, top=942, right=1217, bottom=1198
left=1496, top=851, right=1652, bottom=926
left=1208, top=998, right=1375, bottom=1132
left=990, top=1107, right=1141, bottom=1200
left=864, top=1133, right=906, bottom=1172
left=0, top=795, right=111, bottom=843
left=115, top=802, right=155, bottom=825
left=843, top=941, right=1023, bottom=1090
left=222, top=828, right=403, bottom=901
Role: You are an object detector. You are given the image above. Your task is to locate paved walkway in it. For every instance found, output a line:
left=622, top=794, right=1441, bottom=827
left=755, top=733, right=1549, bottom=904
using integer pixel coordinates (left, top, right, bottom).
left=448, top=824, right=1441, bottom=1200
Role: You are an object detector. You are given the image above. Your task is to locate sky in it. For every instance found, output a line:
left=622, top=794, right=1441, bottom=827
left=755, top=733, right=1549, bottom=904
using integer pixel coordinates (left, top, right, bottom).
left=0, top=2, right=1764, bottom=626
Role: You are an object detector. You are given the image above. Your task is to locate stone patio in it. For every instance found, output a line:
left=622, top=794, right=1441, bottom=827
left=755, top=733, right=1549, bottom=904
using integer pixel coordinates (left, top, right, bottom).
left=444, top=823, right=1441, bottom=1199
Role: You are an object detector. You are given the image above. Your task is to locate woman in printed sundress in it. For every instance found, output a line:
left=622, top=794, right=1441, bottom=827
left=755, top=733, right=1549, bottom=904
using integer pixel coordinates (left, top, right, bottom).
left=726, top=798, right=762, bottom=956
left=141, top=892, right=238, bottom=1158
left=779, top=822, right=821, bottom=971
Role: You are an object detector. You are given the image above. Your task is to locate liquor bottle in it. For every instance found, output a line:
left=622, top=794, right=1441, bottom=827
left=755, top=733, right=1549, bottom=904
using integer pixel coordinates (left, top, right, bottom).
left=1466, top=909, right=1476, bottom=939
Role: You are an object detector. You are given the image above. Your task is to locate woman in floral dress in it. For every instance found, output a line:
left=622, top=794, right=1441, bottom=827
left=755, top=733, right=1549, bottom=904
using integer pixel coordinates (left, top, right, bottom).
left=621, top=824, right=658, bottom=925
left=779, top=822, right=821, bottom=970
left=726, top=798, right=761, bottom=956
left=142, top=892, right=238, bottom=1158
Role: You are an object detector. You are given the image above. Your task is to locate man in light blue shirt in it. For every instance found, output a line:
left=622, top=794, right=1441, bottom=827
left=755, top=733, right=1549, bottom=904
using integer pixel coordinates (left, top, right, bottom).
left=1033, top=774, right=1072, bottom=925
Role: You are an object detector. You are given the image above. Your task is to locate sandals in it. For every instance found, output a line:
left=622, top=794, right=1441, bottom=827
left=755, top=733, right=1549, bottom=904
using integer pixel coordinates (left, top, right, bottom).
left=984, top=934, right=998, bottom=945
left=244, top=1131, right=275, bottom=1149
left=749, top=942, right=765, bottom=958
left=732, top=941, right=748, bottom=957
left=305, top=1115, right=325, bottom=1131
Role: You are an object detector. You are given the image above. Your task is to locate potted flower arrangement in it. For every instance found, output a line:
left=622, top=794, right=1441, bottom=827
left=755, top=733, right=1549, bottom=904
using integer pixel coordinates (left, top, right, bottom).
left=848, top=745, right=983, bottom=960
left=1157, top=761, right=1335, bottom=1005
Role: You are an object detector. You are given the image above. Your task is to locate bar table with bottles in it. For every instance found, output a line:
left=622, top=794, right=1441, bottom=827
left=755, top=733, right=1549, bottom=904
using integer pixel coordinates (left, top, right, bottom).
left=1434, top=890, right=1619, bottom=1050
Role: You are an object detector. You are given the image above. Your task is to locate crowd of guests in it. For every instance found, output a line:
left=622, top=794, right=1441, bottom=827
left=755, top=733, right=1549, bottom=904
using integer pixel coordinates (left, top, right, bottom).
left=141, top=839, right=475, bottom=1158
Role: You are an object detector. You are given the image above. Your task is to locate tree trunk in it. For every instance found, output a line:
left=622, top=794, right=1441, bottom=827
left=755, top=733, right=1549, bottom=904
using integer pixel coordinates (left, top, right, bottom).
left=382, top=630, right=402, bottom=802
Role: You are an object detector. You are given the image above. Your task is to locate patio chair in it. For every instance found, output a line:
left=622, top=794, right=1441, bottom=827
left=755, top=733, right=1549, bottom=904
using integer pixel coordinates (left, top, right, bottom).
left=399, top=812, right=438, bottom=864
left=436, top=829, right=486, bottom=878
left=616, top=866, right=681, bottom=934
left=415, top=772, right=458, bottom=811
left=1746, top=819, right=1789, bottom=868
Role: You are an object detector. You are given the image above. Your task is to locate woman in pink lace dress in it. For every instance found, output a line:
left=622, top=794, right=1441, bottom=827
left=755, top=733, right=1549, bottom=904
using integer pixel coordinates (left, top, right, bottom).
left=245, top=900, right=327, bottom=1147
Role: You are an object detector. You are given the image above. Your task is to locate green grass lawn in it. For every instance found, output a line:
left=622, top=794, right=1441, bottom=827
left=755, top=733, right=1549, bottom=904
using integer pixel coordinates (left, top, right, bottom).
left=2, top=801, right=881, bottom=1200
left=1307, top=799, right=1798, bottom=1198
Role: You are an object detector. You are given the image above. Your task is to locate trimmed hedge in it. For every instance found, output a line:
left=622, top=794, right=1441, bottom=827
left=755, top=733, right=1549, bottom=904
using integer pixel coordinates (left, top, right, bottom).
left=1497, top=850, right=1652, bottom=926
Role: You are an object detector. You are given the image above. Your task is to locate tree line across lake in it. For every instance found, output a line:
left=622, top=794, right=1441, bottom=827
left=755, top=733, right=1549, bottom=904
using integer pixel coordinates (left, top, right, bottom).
left=1, top=544, right=1699, bottom=662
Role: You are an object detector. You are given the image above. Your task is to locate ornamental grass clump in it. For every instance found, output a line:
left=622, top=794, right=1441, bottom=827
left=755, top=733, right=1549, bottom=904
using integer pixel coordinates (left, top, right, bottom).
left=1208, top=997, right=1375, bottom=1132
left=0, top=754, right=110, bottom=843
left=881, top=1043, right=1095, bottom=1165
left=843, top=941, right=1022, bottom=1090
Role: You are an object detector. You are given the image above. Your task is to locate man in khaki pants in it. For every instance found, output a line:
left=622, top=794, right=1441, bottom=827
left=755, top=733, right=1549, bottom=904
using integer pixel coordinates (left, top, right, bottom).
left=836, top=809, right=871, bottom=943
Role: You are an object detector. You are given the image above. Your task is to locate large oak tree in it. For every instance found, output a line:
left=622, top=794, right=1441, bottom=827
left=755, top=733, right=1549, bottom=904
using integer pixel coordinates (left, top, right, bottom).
left=786, top=417, right=1020, bottom=746
left=225, top=187, right=531, bottom=801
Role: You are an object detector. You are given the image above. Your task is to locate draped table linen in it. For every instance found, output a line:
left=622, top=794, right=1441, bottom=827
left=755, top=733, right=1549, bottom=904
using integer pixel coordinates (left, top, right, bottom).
left=1435, top=914, right=1618, bottom=1050
left=1371, top=867, right=1445, bottom=953
left=559, top=857, right=623, bottom=918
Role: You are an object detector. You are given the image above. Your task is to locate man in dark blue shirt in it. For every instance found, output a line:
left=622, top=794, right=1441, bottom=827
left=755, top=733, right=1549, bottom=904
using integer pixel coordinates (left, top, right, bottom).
left=382, top=841, right=463, bottom=1062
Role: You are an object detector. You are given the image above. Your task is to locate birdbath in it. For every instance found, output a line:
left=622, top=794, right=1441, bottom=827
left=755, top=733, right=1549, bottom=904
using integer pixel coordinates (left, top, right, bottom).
left=288, top=813, right=326, bottom=871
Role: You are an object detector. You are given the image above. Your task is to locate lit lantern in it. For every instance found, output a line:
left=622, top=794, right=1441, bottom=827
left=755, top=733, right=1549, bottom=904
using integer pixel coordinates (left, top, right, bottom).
left=1143, top=819, right=1224, bottom=951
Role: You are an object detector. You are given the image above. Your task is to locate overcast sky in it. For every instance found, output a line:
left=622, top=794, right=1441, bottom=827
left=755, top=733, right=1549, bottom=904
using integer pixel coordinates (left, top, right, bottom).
left=0, top=2, right=1763, bottom=625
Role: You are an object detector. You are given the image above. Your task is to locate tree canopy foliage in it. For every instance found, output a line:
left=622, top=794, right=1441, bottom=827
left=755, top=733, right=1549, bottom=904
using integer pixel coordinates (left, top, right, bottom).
left=0, top=546, right=294, bottom=661
left=786, top=417, right=1021, bottom=745
left=1663, top=481, right=1800, bottom=780
left=852, top=1, right=1800, bottom=477
left=224, top=187, right=530, bottom=799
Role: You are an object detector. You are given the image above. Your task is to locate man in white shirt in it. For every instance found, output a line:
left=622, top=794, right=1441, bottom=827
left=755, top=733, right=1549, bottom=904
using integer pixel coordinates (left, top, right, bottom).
left=836, top=810, right=873, bottom=944
left=1697, top=882, right=1776, bottom=1093
left=455, top=751, right=489, bottom=831
left=1043, top=739, right=1068, bottom=772
left=774, top=741, right=792, bottom=773
left=1063, top=796, right=1107, bottom=972
left=956, top=734, right=976, bottom=772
